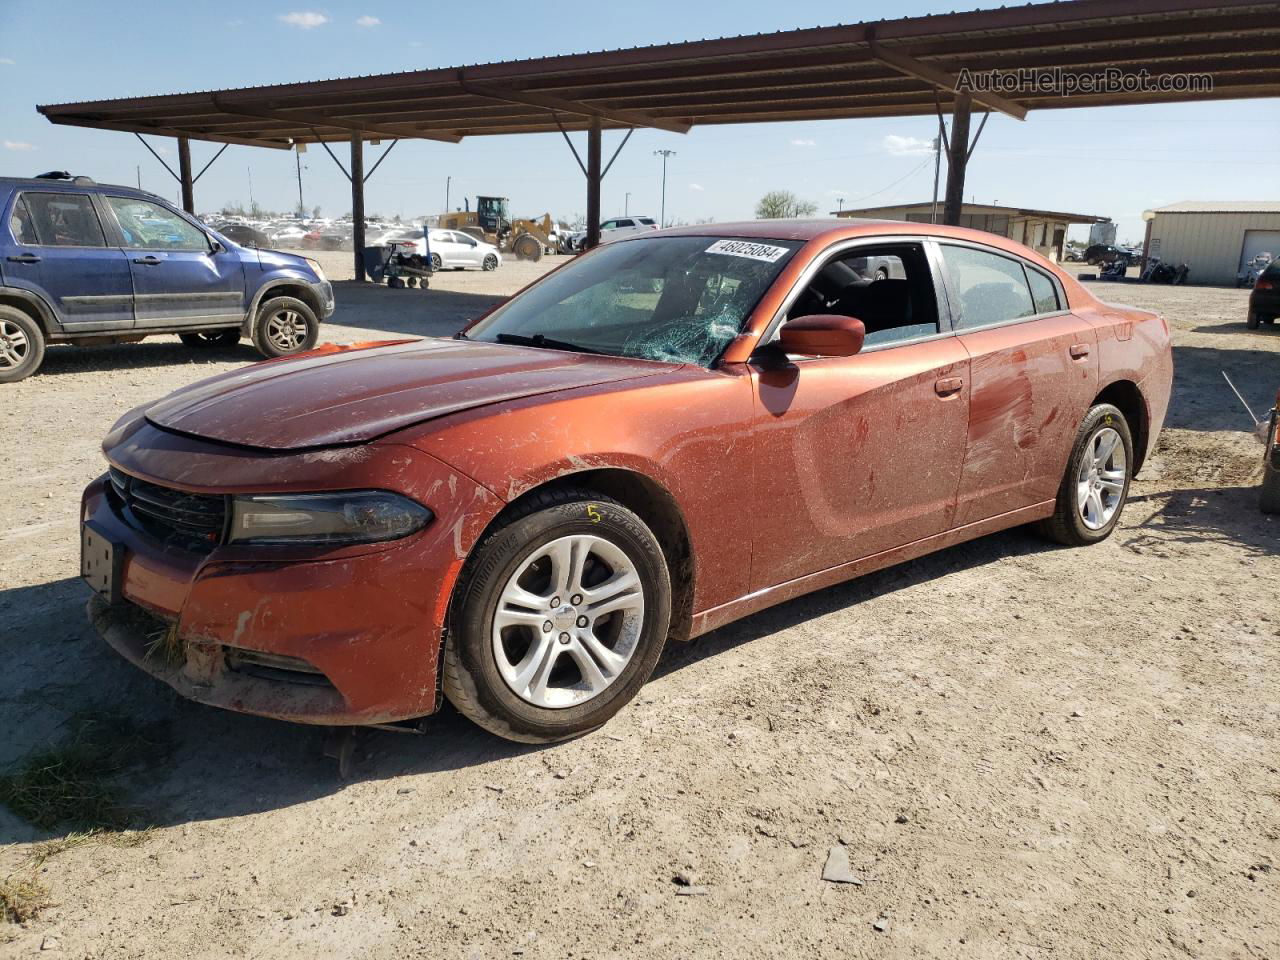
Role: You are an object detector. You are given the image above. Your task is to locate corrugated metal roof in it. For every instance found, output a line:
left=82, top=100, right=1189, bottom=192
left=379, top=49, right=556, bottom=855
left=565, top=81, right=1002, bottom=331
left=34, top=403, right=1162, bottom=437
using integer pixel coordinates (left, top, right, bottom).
left=836, top=201, right=1109, bottom=223
left=1151, top=201, right=1280, bottom=214
left=35, top=0, right=1280, bottom=148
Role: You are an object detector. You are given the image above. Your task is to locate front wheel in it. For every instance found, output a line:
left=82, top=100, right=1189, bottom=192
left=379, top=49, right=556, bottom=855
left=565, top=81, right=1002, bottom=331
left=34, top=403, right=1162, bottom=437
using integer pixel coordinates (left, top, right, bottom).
left=178, top=330, right=239, bottom=348
left=443, top=489, right=671, bottom=743
left=482, top=254, right=498, bottom=271
left=252, top=296, right=319, bottom=359
left=1035, top=403, right=1134, bottom=546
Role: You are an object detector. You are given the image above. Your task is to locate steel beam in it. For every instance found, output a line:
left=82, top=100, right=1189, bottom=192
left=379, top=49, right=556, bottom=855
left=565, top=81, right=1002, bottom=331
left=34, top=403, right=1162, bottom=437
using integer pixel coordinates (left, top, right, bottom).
left=869, top=36, right=1026, bottom=120
left=351, top=134, right=366, bottom=281
left=586, top=118, right=602, bottom=250
left=177, top=136, right=195, bottom=213
left=213, top=99, right=463, bottom=144
left=458, top=76, right=691, bottom=135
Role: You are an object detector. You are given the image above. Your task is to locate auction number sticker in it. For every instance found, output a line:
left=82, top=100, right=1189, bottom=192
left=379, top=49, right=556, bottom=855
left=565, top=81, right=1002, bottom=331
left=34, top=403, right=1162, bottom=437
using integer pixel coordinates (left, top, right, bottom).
left=705, top=239, right=789, bottom=263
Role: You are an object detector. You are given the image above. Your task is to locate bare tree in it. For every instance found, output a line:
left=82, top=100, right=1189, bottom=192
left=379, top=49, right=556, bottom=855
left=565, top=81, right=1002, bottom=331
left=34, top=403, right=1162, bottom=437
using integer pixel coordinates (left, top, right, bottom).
left=755, top=190, right=818, bottom=219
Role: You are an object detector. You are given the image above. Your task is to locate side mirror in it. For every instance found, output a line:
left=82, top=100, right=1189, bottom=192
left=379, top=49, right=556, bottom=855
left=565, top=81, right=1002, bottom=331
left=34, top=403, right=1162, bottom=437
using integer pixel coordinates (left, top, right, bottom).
left=208, top=238, right=225, bottom=254
left=776, top=314, right=865, bottom=357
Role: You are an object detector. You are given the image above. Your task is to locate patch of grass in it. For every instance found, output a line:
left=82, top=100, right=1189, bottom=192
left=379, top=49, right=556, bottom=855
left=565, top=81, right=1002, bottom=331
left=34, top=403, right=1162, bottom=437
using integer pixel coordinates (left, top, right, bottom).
left=143, top=620, right=185, bottom=668
left=0, top=872, right=52, bottom=924
left=0, top=712, right=171, bottom=832
left=24, top=826, right=156, bottom=868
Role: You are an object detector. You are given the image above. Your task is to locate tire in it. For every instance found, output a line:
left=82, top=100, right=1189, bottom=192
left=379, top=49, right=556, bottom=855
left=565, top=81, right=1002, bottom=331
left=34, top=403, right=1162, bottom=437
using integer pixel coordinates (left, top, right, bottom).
left=513, top=235, right=542, bottom=262
left=443, top=488, right=672, bottom=743
left=0, top=305, right=46, bottom=383
left=178, top=330, right=239, bottom=348
left=430, top=253, right=442, bottom=271
left=251, top=296, right=319, bottom=359
left=482, top=254, right=498, bottom=271
left=388, top=277, right=405, bottom=289
left=1247, top=311, right=1261, bottom=329
left=1261, top=464, right=1280, bottom=514
left=1036, top=403, right=1134, bottom=546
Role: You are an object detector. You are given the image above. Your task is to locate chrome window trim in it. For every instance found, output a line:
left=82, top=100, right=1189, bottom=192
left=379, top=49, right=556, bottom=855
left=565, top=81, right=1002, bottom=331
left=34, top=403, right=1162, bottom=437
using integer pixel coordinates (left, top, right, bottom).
left=933, top=238, right=1073, bottom=333
left=757, top=234, right=955, bottom=352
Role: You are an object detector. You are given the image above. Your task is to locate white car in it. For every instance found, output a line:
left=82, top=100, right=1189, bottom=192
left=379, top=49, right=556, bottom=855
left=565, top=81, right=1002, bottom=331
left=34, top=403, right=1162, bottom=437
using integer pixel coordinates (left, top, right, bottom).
left=422, top=229, right=502, bottom=271
left=599, top=215, right=658, bottom=244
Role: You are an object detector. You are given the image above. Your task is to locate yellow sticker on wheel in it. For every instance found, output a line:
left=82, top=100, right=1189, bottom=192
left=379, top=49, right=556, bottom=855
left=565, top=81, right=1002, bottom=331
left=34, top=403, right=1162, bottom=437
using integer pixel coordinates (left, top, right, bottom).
left=586, top=504, right=602, bottom=524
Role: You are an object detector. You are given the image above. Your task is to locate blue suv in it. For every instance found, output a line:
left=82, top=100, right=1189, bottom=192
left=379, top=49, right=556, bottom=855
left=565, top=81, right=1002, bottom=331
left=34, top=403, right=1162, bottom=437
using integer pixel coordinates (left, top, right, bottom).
left=0, top=173, right=334, bottom=382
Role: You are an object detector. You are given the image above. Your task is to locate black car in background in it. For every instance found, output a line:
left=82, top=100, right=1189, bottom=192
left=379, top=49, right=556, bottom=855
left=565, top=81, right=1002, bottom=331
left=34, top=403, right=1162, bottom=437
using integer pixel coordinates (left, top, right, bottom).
left=216, top=222, right=271, bottom=248
left=1248, top=261, right=1280, bottom=329
left=1083, top=243, right=1132, bottom=266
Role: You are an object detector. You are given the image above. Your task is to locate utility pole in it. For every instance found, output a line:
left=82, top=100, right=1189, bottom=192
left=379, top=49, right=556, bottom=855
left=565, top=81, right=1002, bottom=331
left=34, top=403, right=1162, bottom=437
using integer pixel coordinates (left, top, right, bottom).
left=931, top=133, right=942, bottom=223
left=445, top=175, right=451, bottom=213
left=653, top=149, right=676, bottom=227
left=836, top=197, right=844, bottom=215
left=136, top=165, right=141, bottom=189
left=247, top=166, right=255, bottom=209
left=295, top=148, right=305, bottom=217
left=625, top=192, right=630, bottom=216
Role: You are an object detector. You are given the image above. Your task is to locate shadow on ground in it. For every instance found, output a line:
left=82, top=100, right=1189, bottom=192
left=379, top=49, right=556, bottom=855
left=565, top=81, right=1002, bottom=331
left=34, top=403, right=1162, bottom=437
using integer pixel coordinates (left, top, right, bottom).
left=1169, top=342, right=1280, bottom=432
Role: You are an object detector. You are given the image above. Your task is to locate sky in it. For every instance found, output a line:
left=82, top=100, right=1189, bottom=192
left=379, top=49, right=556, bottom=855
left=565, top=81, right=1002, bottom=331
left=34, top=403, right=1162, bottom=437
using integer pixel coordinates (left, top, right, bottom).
left=1, top=1, right=1276, bottom=244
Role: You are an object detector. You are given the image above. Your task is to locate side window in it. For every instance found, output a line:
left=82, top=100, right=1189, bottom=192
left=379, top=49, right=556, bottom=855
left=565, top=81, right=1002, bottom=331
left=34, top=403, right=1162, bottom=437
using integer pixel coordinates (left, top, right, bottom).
left=105, top=196, right=208, bottom=251
left=939, top=245, right=1035, bottom=329
left=18, top=192, right=106, bottom=247
left=786, top=242, right=940, bottom=347
left=8, top=196, right=37, bottom=244
left=638, top=217, right=656, bottom=226
left=601, top=220, right=617, bottom=230
left=1026, top=267, right=1060, bottom=314
left=616, top=218, right=636, bottom=228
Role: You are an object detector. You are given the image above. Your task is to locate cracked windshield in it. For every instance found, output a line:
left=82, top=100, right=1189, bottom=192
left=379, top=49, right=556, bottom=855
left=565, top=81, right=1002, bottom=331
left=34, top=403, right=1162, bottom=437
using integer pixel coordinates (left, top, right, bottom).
left=468, top=235, right=801, bottom=365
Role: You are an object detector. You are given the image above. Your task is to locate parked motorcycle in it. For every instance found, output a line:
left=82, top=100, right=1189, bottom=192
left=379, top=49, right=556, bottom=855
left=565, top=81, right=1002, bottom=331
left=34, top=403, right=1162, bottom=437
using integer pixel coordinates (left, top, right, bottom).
left=1140, top=256, right=1190, bottom=285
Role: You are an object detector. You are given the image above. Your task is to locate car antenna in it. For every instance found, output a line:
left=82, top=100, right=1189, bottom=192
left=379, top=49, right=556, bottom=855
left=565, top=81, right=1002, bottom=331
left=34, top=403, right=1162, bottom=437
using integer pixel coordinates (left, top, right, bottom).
left=1221, top=371, right=1259, bottom=425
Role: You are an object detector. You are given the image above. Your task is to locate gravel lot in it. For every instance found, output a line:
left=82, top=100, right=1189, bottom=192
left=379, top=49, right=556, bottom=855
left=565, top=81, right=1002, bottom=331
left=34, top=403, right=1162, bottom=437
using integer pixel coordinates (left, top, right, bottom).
left=1, top=256, right=1277, bottom=959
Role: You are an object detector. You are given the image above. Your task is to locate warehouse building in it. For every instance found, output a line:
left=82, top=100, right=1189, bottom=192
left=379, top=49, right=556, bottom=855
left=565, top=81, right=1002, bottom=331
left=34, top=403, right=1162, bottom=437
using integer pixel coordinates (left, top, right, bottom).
left=833, top=202, right=1108, bottom=262
left=1141, top=202, right=1280, bottom=285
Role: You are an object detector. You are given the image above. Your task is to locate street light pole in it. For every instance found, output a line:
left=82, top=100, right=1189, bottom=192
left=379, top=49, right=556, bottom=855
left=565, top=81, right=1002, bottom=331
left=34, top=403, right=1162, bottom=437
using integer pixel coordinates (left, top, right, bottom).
left=445, top=175, right=451, bottom=214
left=653, top=149, right=676, bottom=227
left=625, top=192, right=630, bottom=216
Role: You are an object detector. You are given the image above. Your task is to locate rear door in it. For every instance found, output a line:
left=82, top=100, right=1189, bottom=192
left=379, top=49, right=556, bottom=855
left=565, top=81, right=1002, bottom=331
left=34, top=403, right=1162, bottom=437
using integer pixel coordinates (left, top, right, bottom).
left=4, top=190, right=133, bottom=331
left=101, top=195, right=245, bottom=332
left=937, top=241, right=1098, bottom=525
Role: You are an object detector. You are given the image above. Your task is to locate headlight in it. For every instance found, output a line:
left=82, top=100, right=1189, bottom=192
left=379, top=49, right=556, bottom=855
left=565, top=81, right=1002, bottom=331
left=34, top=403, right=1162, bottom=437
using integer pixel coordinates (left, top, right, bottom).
left=228, top=491, right=431, bottom=546
left=304, top=257, right=328, bottom=284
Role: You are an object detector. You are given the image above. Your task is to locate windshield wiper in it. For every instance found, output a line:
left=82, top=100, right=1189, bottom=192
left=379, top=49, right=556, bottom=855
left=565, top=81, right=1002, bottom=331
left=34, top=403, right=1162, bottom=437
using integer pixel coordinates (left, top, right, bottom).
left=493, top=333, right=602, bottom=355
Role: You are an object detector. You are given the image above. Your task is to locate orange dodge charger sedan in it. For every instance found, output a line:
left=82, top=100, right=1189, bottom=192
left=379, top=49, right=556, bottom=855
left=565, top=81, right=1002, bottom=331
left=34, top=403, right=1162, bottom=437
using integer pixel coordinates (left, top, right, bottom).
left=82, top=220, right=1172, bottom=742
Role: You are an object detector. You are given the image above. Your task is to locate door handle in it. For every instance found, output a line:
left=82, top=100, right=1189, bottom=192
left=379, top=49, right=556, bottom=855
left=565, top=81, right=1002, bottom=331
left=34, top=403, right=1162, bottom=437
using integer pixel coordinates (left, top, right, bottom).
left=132, top=256, right=162, bottom=266
left=934, top=376, right=964, bottom=398
left=6, top=253, right=41, bottom=264
left=1069, top=343, right=1090, bottom=360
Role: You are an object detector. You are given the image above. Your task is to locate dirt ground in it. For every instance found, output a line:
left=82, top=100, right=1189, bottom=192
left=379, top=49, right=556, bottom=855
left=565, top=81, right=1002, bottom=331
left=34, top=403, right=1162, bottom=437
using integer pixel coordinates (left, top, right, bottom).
left=1, top=255, right=1277, bottom=959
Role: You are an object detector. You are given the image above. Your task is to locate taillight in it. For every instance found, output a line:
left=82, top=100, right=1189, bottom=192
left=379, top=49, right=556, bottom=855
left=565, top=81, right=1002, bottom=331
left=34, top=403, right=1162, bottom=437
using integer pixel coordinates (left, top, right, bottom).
left=1257, top=279, right=1275, bottom=290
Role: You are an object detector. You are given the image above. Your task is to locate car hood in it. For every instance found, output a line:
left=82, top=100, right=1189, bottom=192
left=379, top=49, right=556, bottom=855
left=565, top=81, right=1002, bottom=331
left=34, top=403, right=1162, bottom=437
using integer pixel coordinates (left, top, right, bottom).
left=143, top=338, right=669, bottom=450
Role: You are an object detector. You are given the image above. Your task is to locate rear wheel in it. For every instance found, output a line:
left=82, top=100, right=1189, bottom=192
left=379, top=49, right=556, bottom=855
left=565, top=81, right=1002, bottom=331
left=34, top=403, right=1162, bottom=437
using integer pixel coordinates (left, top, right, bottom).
left=1036, top=403, right=1134, bottom=546
left=483, top=254, right=498, bottom=271
left=0, top=306, right=44, bottom=383
left=430, top=253, right=442, bottom=271
left=513, top=235, right=542, bottom=261
left=443, top=489, right=671, bottom=743
left=1247, top=311, right=1261, bottom=329
left=252, top=296, right=319, bottom=358
left=178, top=330, right=239, bottom=348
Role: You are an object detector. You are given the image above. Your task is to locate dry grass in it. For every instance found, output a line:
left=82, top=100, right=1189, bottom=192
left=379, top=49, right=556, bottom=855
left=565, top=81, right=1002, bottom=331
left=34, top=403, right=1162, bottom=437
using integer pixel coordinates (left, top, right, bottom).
left=0, top=712, right=171, bottom=832
left=0, top=872, right=52, bottom=924
left=143, top=621, right=184, bottom=668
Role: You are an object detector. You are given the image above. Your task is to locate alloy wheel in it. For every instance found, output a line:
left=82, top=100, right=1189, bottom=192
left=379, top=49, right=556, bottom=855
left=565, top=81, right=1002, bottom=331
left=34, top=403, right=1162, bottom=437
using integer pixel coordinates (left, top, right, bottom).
left=1076, top=425, right=1127, bottom=530
left=265, top=310, right=307, bottom=352
left=492, top=534, right=644, bottom=709
left=0, top=319, right=29, bottom=369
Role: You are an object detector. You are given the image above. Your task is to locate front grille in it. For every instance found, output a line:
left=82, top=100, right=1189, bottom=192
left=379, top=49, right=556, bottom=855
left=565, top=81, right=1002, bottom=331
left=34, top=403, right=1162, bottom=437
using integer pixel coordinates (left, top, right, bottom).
left=109, top=467, right=226, bottom=550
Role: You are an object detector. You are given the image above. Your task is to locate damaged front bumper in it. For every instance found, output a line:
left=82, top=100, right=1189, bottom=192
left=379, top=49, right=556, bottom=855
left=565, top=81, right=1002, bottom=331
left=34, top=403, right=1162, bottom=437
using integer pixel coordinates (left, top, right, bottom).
left=80, top=424, right=503, bottom=726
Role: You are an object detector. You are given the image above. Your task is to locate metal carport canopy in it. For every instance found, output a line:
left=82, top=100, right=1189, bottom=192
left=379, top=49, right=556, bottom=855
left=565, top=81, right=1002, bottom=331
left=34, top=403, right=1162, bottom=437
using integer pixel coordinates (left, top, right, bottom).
left=36, top=0, right=1280, bottom=272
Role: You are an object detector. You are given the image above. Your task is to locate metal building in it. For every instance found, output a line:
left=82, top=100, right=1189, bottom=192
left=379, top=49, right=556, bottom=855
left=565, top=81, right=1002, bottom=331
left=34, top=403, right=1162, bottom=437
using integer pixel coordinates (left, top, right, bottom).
left=834, top=201, right=1108, bottom=262
left=1141, top=201, right=1280, bottom=285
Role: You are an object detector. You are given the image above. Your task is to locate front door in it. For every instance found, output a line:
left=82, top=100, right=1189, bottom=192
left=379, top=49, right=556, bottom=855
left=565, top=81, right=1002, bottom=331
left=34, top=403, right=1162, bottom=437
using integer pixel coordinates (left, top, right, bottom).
left=4, top=190, right=133, bottom=331
left=748, top=241, right=970, bottom=590
left=936, top=241, right=1099, bottom=525
left=102, top=195, right=244, bottom=331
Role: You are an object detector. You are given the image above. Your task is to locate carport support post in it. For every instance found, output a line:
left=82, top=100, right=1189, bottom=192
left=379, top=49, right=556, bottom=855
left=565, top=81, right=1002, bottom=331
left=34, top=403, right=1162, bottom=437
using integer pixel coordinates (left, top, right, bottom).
left=350, top=134, right=366, bottom=281
left=177, top=136, right=195, bottom=214
left=942, top=92, right=971, bottom=227
left=585, top=118, right=602, bottom=250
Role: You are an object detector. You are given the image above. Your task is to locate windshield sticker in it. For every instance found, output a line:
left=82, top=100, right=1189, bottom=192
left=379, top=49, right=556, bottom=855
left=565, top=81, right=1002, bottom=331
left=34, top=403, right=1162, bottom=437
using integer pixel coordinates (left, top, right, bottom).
left=705, top=239, right=789, bottom=263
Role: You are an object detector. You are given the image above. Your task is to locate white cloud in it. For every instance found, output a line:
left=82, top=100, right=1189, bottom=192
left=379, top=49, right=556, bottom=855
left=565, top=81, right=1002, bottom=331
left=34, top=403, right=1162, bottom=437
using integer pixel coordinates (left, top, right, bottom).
left=356, top=15, right=380, bottom=26
left=688, top=183, right=704, bottom=192
left=883, top=134, right=935, bottom=156
left=825, top=188, right=847, bottom=196
left=4, top=140, right=36, bottom=151
left=0, top=58, right=15, bottom=65
left=789, top=138, right=816, bottom=147
left=278, top=11, right=329, bottom=29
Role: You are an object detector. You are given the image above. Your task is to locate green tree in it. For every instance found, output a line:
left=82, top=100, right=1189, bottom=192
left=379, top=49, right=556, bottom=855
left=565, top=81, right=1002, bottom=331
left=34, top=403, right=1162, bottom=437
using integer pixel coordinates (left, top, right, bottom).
left=755, top=190, right=818, bottom=219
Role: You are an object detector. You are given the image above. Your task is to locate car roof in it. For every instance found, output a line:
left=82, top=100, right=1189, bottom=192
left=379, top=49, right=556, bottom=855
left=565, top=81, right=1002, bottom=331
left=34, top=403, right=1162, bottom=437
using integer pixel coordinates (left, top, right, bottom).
left=650, top=217, right=1046, bottom=254
left=0, top=176, right=169, bottom=204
